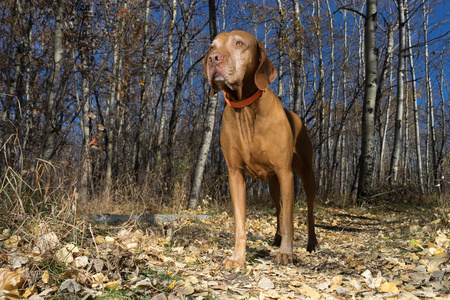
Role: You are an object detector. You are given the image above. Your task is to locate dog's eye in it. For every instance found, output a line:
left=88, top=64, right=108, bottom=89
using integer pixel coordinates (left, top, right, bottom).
left=236, top=41, right=244, bottom=47
left=209, top=45, right=215, bottom=52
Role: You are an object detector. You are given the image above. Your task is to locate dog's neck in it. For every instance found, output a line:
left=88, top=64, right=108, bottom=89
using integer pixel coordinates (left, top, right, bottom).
left=223, top=90, right=264, bottom=108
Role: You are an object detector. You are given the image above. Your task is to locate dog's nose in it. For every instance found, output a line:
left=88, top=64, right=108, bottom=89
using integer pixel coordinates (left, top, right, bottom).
left=209, top=52, right=223, bottom=66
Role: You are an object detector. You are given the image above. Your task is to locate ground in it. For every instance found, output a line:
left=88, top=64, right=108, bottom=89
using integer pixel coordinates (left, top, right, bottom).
left=1, top=203, right=449, bottom=299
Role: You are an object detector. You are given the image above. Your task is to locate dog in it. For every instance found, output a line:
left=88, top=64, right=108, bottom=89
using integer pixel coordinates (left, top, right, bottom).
left=204, top=30, right=318, bottom=268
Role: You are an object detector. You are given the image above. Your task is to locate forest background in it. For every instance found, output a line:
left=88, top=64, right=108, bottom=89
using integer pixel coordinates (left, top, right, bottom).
left=1, top=0, right=449, bottom=216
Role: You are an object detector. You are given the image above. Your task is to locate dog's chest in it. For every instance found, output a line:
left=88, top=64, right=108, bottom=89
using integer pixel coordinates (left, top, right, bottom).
left=222, top=108, right=277, bottom=181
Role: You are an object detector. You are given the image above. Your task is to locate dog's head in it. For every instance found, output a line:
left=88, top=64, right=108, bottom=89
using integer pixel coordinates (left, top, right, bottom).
left=204, top=30, right=277, bottom=99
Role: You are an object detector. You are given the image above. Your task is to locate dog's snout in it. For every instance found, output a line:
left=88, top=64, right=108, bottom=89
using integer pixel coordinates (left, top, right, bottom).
left=209, top=51, right=223, bottom=66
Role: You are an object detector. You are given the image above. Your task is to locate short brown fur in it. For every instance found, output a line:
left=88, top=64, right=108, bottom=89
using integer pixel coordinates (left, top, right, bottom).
left=204, top=31, right=318, bottom=268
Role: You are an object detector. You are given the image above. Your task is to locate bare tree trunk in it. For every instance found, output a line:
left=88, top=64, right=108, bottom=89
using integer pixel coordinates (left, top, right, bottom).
left=357, top=2, right=365, bottom=83
left=154, top=0, right=177, bottom=170
left=134, top=0, right=151, bottom=182
left=377, top=28, right=394, bottom=182
left=325, top=0, right=336, bottom=194
left=167, top=0, right=196, bottom=158
left=340, top=0, right=348, bottom=197
left=105, top=3, right=122, bottom=196
left=40, top=0, right=66, bottom=160
left=16, top=0, right=33, bottom=170
left=276, top=0, right=286, bottom=100
left=79, top=3, right=92, bottom=204
left=188, top=0, right=218, bottom=209
left=292, top=0, right=303, bottom=117
left=220, top=0, right=227, bottom=31
left=422, top=0, right=438, bottom=192
left=314, top=0, right=326, bottom=191
left=113, top=22, right=125, bottom=175
left=357, top=0, right=378, bottom=200
left=389, top=0, right=406, bottom=185
left=403, top=85, right=410, bottom=184
left=438, top=51, right=447, bottom=191
left=406, top=10, right=424, bottom=193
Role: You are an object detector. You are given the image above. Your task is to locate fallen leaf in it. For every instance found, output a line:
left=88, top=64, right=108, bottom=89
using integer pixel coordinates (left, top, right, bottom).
left=59, top=279, right=80, bottom=293
left=95, top=235, right=105, bottom=244
left=184, top=254, right=196, bottom=263
left=210, top=284, right=228, bottom=291
left=150, top=293, right=167, bottom=300
left=435, top=233, right=449, bottom=248
left=105, top=236, right=115, bottom=243
left=258, top=277, right=274, bottom=290
left=332, top=275, right=343, bottom=285
left=36, top=232, right=59, bottom=253
left=55, top=246, right=74, bottom=265
left=299, top=284, right=321, bottom=300
left=168, top=280, right=176, bottom=291
left=22, top=284, right=37, bottom=298
left=426, top=257, right=444, bottom=273
left=348, top=279, right=361, bottom=290
left=92, top=258, right=104, bottom=273
left=92, top=272, right=104, bottom=284
left=131, top=278, right=153, bottom=289
left=72, top=256, right=89, bottom=268
left=315, top=281, right=329, bottom=290
left=186, top=276, right=198, bottom=285
left=11, top=256, right=28, bottom=268
left=174, top=280, right=194, bottom=295
left=379, top=282, right=399, bottom=294
left=0, top=268, right=25, bottom=290
left=410, top=239, right=424, bottom=250
left=42, top=270, right=50, bottom=284
left=105, top=281, right=120, bottom=290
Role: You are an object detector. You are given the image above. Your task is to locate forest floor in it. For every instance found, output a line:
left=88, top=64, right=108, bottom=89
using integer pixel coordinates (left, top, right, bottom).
left=1, top=202, right=450, bottom=299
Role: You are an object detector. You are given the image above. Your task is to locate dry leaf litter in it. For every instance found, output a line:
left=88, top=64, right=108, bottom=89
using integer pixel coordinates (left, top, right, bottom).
left=0, top=206, right=449, bottom=299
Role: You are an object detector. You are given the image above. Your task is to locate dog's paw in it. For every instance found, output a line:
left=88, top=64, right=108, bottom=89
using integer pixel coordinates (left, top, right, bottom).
left=307, top=239, right=319, bottom=252
left=223, top=257, right=244, bottom=269
left=272, top=233, right=282, bottom=247
left=274, top=252, right=293, bottom=265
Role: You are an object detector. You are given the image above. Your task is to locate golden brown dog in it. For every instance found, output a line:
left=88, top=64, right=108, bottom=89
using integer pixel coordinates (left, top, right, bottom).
left=204, top=30, right=318, bottom=268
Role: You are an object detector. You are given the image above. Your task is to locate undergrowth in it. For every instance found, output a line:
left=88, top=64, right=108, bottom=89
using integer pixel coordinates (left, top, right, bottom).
left=1, top=159, right=448, bottom=238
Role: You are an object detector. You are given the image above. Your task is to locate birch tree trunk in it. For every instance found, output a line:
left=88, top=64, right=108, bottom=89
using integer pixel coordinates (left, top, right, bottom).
left=79, top=4, right=92, bottom=203
left=438, top=51, right=447, bottom=191
left=154, top=0, right=177, bottom=170
left=105, top=4, right=122, bottom=196
left=292, top=0, right=303, bottom=116
left=276, top=0, right=286, bottom=100
left=167, top=0, right=195, bottom=158
left=188, top=0, right=218, bottom=209
left=389, top=0, right=406, bottom=185
left=422, top=0, right=439, bottom=192
left=40, top=0, right=66, bottom=160
left=325, top=0, right=336, bottom=194
left=357, top=0, right=378, bottom=200
left=340, top=1, right=348, bottom=196
left=134, top=0, right=151, bottom=182
left=402, top=85, right=410, bottom=184
left=406, top=10, right=424, bottom=193
left=377, top=27, right=394, bottom=182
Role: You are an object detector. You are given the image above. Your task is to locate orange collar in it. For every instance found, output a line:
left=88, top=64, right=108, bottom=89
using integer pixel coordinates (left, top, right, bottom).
left=223, top=90, right=264, bottom=108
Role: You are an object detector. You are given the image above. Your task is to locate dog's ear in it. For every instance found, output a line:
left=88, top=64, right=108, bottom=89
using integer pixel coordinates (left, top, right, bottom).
left=254, top=41, right=277, bottom=91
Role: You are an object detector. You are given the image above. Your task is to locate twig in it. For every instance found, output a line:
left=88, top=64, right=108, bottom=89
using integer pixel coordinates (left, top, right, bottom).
left=89, top=224, right=99, bottom=255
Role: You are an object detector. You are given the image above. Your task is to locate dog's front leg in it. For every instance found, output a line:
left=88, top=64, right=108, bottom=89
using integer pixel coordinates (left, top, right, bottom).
left=274, top=169, right=294, bottom=265
left=224, top=168, right=247, bottom=268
